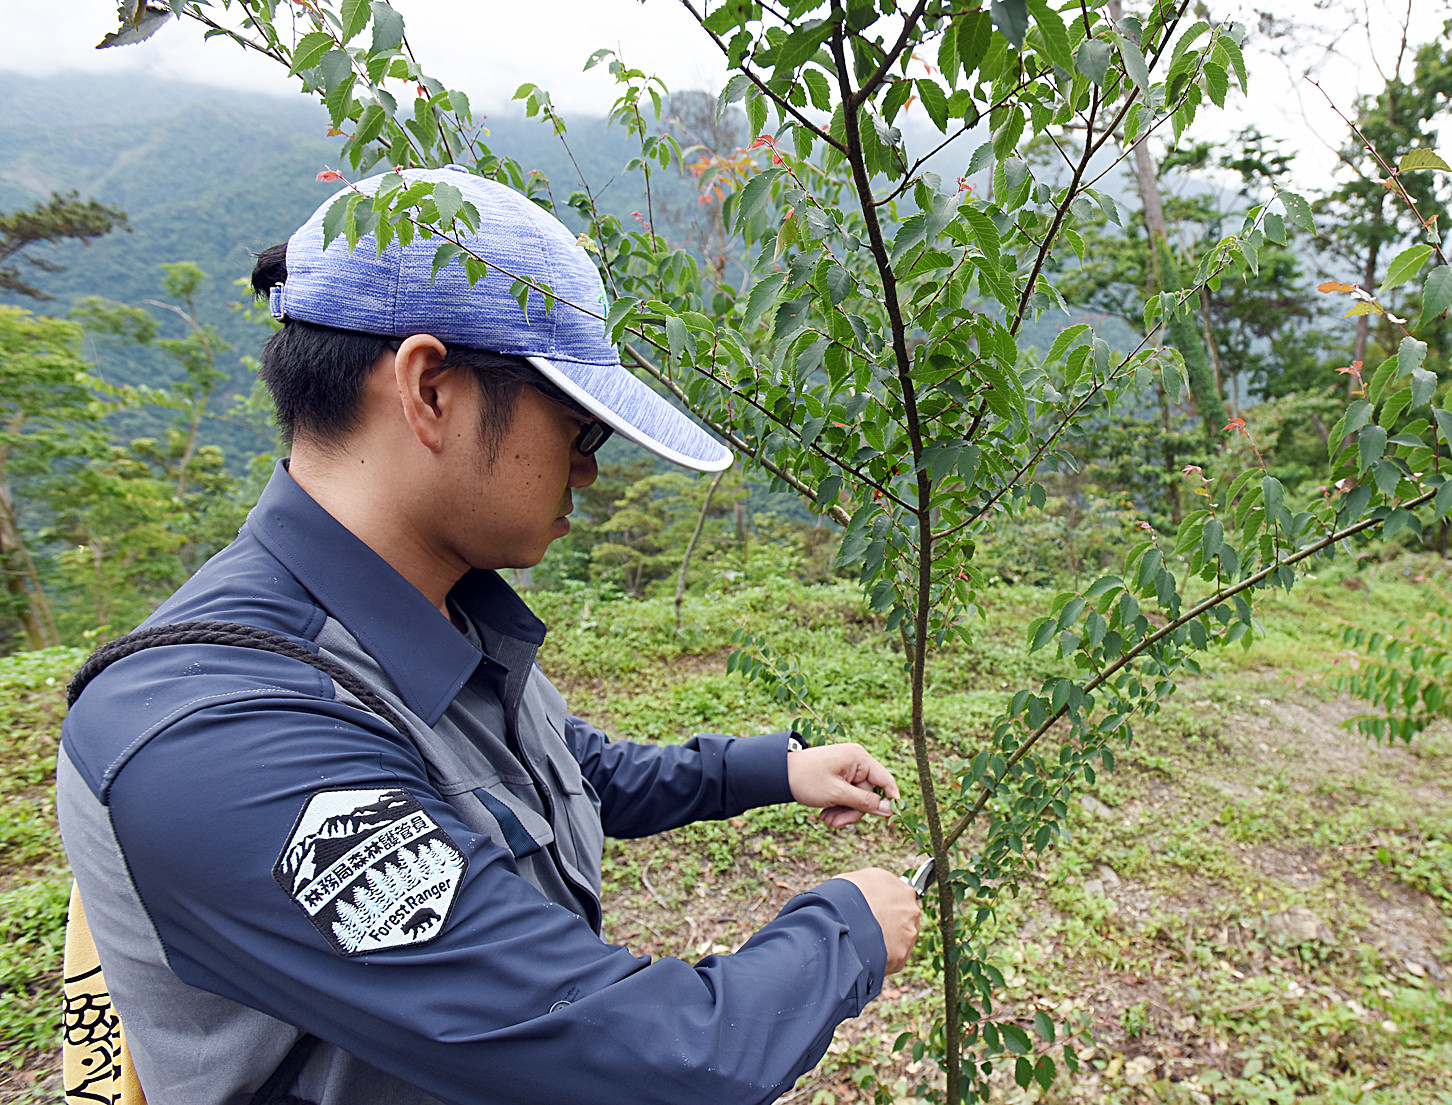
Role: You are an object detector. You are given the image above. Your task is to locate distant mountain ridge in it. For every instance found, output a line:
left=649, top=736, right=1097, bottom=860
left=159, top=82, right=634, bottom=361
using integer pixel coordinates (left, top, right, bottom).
left=0, top=71, right=640, bottom=459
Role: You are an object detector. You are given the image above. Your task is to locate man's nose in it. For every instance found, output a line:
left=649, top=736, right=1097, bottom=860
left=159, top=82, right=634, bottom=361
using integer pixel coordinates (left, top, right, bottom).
left=570, top=449, right=598, bottom=488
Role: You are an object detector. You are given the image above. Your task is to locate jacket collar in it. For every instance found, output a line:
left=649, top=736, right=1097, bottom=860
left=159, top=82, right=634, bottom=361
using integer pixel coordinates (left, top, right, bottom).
left=248, top=462, right=546, bottom=725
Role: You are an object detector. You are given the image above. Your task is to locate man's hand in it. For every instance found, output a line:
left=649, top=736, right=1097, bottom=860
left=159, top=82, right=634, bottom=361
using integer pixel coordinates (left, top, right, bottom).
left=787, top=743, right=900, bottom=828
left=837, top=868, right=921, bottom=974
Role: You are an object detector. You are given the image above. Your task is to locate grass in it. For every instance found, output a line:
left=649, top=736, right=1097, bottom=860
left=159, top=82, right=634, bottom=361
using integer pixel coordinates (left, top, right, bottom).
left=1, top=567, right=1449, bottom=1103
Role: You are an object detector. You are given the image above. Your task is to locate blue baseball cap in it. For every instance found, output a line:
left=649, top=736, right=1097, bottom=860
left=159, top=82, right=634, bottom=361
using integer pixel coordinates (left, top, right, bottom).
left=269, top=165, right=732, bottom=472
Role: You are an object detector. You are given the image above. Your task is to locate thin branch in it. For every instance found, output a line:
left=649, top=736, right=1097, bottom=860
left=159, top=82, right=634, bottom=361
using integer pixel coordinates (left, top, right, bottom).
left=848, top=0, right=932, bottom=109
left=677, top=0, right=845, bottom=152
left=623, top=344, right=850, bottom=524
left=940, top=483, right=1441, bottom=855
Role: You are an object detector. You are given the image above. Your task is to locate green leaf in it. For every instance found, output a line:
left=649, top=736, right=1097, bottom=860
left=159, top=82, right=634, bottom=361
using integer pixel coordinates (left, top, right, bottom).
left=1411, top=368, right=1437, bottom=409
left=1202, top=61, right=1228, bottom=107
left=289, top=31, right=335, bottom=75
left=1379, top=243, right=1435, bottom=294
left=916, top=79, right=949, bottom=132
left=1034, top=1055, right=1057, bottom=1092
left=1001, top=1023, right=1033, bottom=1055
left=1015, top=1057, right=1034, bottom=1090
left=1399, top=335, right=1428, bottom=377
left=1025, top=0, right=1072, bottom=70
left=1045, top=323, right=1089, bottom=364
left=604, top=295, right=639, bottom=342
left=1417, top=266, right=1452, bottom=331
left=432, top=182, right=463, bottom=226
left=1399, top=149, right=1450, bottom=172
left=956, top=11, right=992, bottom=77
left=1116, top=34, right=1150, bottom=91
left=802, top=68, right=832, bottom=111
left=1075, top=39, right=1111, bottom=84
left=1280, top=191, right=1314, bottom=234
left=665, top=315, right=692, bottom=364
left=743, top=271, right=787, bottom=328
left=1432, top=406, right=1452, bottom=447
left=340, top=0, right=371, bottom=42
left=1436, top=479, right=1452, bottom=520
left=321, top=193, right=357, bottom=247
left=989, top=0, right=1027, bottom=47
left=733, top=167, right=781, bottom=233
left=370, top=0, right=405, bottom=52
left=1358, top=423, right=1388, bottom=471
left=430, top=242, right=462, bottom=280
left=1034, top=1011, right=1055, bottom=1043
left=354, top=102, right=386, bottom=144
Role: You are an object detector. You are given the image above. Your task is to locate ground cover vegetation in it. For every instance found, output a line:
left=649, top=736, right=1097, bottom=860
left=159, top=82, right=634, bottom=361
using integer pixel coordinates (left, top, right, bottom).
left=0, top=0, right=1450, bottom=1099
left=2, top=571, right=1448, bottom=1101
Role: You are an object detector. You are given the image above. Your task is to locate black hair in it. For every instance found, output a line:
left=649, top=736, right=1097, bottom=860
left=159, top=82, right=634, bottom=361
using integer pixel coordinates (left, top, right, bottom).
left=250, top=243, right=554, bottom=462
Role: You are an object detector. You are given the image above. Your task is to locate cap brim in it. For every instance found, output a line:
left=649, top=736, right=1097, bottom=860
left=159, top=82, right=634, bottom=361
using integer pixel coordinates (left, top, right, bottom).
left=525, top=356, right=733, bottom=473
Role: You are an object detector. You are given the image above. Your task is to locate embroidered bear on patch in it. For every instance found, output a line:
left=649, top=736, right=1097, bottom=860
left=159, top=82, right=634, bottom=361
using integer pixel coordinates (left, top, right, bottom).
left=275, top=788, right=467, bottom=956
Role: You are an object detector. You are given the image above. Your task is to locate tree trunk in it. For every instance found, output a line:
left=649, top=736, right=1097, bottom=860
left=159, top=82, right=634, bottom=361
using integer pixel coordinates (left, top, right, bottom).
left=676, top=473, right=723, bottom=631
left=0, top=471, right=59, bottom=649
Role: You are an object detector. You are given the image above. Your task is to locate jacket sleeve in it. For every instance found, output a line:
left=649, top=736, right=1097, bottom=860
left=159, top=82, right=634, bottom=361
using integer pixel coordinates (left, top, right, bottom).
left=92, top=692, right=886, bottom=1105
left=565, top=715, right=796, bottom=839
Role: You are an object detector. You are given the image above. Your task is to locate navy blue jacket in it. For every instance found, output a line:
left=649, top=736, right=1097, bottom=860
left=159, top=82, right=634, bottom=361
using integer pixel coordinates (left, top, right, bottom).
left=57, top=463, right=886, bottom=1105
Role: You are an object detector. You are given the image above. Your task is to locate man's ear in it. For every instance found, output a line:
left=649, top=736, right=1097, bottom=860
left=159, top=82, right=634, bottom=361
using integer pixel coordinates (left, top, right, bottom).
left=392, top=334, right=466, bottom=452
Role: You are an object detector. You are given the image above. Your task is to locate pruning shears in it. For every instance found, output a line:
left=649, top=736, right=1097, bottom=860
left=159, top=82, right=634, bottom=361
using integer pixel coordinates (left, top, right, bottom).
left=904, top=856, right=936, bottom=898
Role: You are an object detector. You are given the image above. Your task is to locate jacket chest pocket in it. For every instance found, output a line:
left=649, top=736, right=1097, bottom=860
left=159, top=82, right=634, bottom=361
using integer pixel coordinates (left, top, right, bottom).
left=436, top=774, right=555, bottom=862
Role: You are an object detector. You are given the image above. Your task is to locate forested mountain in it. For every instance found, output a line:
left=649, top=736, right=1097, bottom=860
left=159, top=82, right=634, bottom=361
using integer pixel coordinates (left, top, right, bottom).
left=0, top=72, right=643, bottom=422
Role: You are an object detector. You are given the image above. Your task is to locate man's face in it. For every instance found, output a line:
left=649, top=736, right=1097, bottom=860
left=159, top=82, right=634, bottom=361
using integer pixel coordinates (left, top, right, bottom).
left=448, top=382, right=599, bottom=570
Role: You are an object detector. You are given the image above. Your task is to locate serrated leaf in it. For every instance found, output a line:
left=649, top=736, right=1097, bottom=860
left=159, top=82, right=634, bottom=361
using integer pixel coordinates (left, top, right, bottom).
left=1432, top=406, right=1452, bottom=447
left=1411, top=368, right=1437, bottom=409
left=1358, top=423, right=1388, bottom=471
left=1116, top=34, right=1150, bottom=91
left=340, top=0, right=371, bottom=42
left=665, top=315, right=692, bottom=363
left=1025, top=0, right=1072, bottom=70
left=916, top=79, right=949, bottom=132
left=1280, top=191, right=1314, bottom=233
left=370, top=0, right=405, bottom=52
left=430, top=241, right=462, bottom=280
left=990, top=0, right=1028, bottom=47
left=957, top=11, right=992, bottom=76
left=604, top=295, right=639, bottom=342
left=432, top=181, right=463, bottom=226
left=1034, top=1011, right=1055, bottom=1042
left=354, top=102, right=386, bottom=144
left=803, top=68, right=832, bottom=111
left=1417, top=266, right=1452, bottom=331
left=1399, top=335, right=1428, bottom=376
left=289, top=30, right=336, bottom=75
left=1001, top=1023, right=1033, bottom=1055
left=744, top=271, right=787, bottom=328
left=1046, top=323, right=1089, bottom=364
left=825, top=263, right=852, bottom=305
left=1436, top=479, right=1452, bottom=520
left=321, top=193, right=356, bottom=247
left=1075, top=39, right=1111, bottom=84
left=1379, top=243, right=1435, bottom=294
left=1399, top=149, right=1450, bottom=172
left=733, top=167, right=781, bottom=233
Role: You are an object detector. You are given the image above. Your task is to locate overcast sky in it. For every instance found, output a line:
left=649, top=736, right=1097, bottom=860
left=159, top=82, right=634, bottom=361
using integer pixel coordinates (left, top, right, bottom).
left=1, top=1, right=1444, bottom=181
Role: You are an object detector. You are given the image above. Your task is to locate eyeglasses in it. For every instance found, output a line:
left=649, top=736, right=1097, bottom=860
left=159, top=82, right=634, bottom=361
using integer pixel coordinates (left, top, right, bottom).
left=545, top=389, right=613, bottom=456
left=573, top=418, right=613, bottom=456
left=385, top=340, right=612, bottom=455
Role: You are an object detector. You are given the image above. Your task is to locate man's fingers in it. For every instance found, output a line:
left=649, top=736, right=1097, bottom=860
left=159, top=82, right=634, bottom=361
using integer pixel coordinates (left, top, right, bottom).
left=835, top=778, right=891, bottom=817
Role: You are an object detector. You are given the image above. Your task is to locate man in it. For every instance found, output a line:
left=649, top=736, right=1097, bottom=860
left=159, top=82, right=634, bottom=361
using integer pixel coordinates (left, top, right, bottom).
left=58, top=165, right=920, bottom=1105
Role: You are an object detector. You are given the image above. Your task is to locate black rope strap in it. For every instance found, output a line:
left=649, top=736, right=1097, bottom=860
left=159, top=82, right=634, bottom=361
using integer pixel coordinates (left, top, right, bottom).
left=67, top=620, right=411, bottom=738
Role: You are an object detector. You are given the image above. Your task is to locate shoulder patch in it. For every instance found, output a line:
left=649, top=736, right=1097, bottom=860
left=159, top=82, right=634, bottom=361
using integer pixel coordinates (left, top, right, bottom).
left=274, top=787, right=467, bottom=956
